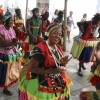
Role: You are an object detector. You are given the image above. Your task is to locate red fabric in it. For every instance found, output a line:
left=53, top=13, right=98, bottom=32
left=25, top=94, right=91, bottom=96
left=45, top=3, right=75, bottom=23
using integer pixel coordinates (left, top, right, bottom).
left=36, top=42, right=64, bottom=68
left=38, top=85, right=65, bottom=93
left=44, top=76, right=52, bottom=88
left=36, top=36, right=43, bottom=44
left=18, top=32, right=24, bottom=41
left=0, top=9, right=3, bottom=15
left=22, top=43, right=29, bottom=52
left=26, top=69, right=31, bottom=80
left=15, top=23, right=23, bottom=26
left=90, top=75, right=100, bottom=86
left=42, top=20, right=50, bottom=32
left=80, top=21, right=97, bottom=40
left=0, top=79, right=18, bottom=89
left=80, top=92, right=87, bottom=100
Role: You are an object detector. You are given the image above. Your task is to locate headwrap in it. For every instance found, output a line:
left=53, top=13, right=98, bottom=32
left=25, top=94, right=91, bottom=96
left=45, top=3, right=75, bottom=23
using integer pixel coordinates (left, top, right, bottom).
left=3, top=12, right=12, bottom=22
left=31, top=8, right=39, bottom=13
left=45, top=23, right=62, bottom=37
left=58, top=10, right=63, bottom=16
left=15, top=7, right=20, bottom=13
left=0, top=8, right=4, bottom=15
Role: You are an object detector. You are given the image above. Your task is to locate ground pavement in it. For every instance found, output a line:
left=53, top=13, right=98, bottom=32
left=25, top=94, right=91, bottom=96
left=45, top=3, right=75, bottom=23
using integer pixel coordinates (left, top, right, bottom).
left=0, top=29, right=96, bottom=100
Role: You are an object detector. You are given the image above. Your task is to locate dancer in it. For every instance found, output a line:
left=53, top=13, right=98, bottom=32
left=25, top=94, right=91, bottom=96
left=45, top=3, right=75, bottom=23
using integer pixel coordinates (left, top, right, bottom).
left=18, top=23, right=72, bottom=100
left=80, top=42, right=100, bottom=100
left=41, top=11, right=50, bottom=38
left=14, top=8, right=25, bottom=41
left=0, top=12, right=22, bottom=95
left=71, top=13, right=100, bottom=76
left=22, top=8, right=42, bottom=63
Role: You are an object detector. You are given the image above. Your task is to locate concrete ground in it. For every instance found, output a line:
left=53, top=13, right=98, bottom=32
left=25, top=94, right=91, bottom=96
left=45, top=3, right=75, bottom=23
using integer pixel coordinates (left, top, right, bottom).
left=0, top=29, right=96, bottom=100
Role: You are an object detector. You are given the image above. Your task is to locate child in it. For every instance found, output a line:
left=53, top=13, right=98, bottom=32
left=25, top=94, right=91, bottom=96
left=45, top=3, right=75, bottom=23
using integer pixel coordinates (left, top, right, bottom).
left=80, top=42, right=100, bottom=100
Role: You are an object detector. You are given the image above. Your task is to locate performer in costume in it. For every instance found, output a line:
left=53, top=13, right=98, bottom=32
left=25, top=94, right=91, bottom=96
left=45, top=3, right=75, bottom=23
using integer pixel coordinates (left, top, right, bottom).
left=41, top=11, right=50, bottom=38
left=0, top=8, right=4, bottom=27
left=22, top=8, right=43, bottom=63
left=80, top=42, right=100, bottom=100
left=71, top=13, right=100, bottom=76
left=0, top=12, right=22, bottom=96
left=54, top=11, right=64, bottom=49
left=18, top=23, right=72, bottom=100
left=13, top=8, right=25, bottom=41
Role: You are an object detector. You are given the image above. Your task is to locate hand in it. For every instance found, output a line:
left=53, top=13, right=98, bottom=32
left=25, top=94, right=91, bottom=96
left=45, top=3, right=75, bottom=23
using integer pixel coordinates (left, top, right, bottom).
left=17, top=41, right=24, bottom=46
left=11, top=38, right=18, bottom=43
left=60, top=56, right=72, bottom=66
left=53, top=66, right=67, bottom=74
left=32, top=36, right=37, bottom=43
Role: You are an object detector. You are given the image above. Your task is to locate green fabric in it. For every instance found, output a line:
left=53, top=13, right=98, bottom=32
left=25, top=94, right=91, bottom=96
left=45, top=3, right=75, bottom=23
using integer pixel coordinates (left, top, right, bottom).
left=56, top=17, right=63, bottom=23
left=23, top=16, right=41, bottom=60
left=8, top=51, right=22, bottom=62
left=71, top=40, right=84, bottom=58
left=3, top=15, right=11, bottom=22
left=93, top=92, right=100, bottom=100
left=23, top=52, right=30, bottom=59
left=19, top=76, right=70, bottom=100
left=29, top=16, right=41, bottom=45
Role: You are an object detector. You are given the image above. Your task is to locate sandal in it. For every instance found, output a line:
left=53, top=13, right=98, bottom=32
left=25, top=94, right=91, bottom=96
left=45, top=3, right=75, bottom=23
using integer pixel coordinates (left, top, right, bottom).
left=3, top=89, right=13, bottom=96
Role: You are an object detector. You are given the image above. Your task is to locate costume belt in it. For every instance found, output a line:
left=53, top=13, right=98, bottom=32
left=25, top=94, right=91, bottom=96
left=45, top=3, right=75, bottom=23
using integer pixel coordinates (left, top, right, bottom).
left=30, top=26, right=39, bottom=29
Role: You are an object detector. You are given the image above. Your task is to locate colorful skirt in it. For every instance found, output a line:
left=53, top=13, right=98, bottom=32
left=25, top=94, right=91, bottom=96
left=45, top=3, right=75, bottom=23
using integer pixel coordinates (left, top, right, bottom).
left=80, top=63, right=100, bottom=100
left=18, top=66, right=72, bottom=100
left=71, top=35, right=98, bottom=63
left=0, top=51, right=22, bottom=89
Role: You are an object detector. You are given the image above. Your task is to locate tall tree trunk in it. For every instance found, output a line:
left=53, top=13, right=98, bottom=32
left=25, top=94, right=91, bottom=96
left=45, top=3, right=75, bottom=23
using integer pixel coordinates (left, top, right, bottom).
left=25, top=0, right=28, bottom=22
left=63, top=0, right=68, bottom=51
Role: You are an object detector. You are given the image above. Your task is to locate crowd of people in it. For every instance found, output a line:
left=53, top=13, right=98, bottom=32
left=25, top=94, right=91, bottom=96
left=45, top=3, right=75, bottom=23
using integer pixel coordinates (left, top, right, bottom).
left=0, top=5, right=100, bottom=100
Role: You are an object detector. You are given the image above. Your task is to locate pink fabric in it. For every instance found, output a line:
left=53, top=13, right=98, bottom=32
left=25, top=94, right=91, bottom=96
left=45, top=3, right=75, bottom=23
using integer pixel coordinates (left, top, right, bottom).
left=0, top=26, right=18, bottom=54
left=19, top=91, right=66, bottom=100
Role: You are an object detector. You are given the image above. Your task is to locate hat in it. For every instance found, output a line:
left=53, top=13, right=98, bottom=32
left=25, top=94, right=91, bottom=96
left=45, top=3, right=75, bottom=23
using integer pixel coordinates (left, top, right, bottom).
left=3, top=12, right=12, bottom=22
left=45, top=23, right=62, bottom=37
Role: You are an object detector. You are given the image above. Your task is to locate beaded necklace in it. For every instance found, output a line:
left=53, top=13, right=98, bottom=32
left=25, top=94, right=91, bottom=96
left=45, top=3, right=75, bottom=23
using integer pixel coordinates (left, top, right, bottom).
left=46, top=41, right=63, bottom=67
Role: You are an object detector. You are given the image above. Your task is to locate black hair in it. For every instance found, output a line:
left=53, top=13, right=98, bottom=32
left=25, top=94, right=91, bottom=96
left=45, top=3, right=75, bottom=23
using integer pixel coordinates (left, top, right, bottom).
left=83, top=13, right=87, bottom=18
left=15, top=9, right=20, bottom=14
left=92, top=13, right=100, bottom=21
left=54, top=9, right=58, bottom=14
left=96, top=42, right=100, bottom=51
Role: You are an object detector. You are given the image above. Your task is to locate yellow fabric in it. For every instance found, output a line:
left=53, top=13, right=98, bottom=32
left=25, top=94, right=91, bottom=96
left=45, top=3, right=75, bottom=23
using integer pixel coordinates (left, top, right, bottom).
left=30, top=26, right=39, bottom=29
left=86, top=91, right=94, bottom=100
left=75, top=39, right=98, bottom=47
left=15, top=17, right=24, bottom=24
left=87, top=72, right=94, bottom=82
left=5, top=60, right=21, bottom=86
left=96, top=89, right=100, bottom=99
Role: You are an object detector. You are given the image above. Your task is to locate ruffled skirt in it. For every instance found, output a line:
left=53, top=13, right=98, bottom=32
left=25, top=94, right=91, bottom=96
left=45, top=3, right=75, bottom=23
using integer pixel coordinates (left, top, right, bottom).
left=0, top=51, right=22, bottom=88
left=71, top=35, right=98, bottom=63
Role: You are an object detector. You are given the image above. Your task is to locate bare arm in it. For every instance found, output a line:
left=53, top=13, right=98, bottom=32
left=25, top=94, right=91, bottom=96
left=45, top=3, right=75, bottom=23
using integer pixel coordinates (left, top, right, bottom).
left=0, top=34, right=19, bottom=47
left=26, top=18, right=37, bottom=42
left=29, top=57, right=66, bottom=75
